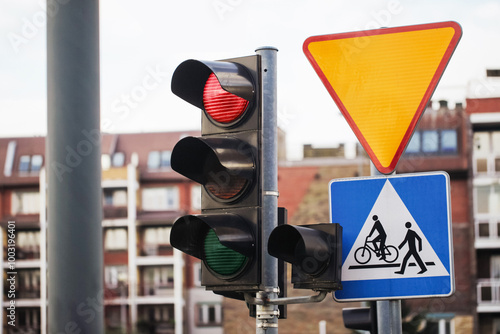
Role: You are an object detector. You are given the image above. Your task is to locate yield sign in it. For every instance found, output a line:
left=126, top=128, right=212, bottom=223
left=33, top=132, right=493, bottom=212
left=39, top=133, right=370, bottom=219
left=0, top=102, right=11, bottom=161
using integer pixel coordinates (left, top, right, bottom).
left=303, top=22, right=462, bottom=174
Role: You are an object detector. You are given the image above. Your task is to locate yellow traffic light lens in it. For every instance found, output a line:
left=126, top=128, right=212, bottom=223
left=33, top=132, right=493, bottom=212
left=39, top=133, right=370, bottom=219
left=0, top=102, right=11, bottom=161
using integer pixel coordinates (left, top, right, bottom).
left=204, top=229, right=247, bottom=276
left=205, top=171, right=248, bottom=200
left=203, top=73, right=249, bottom=124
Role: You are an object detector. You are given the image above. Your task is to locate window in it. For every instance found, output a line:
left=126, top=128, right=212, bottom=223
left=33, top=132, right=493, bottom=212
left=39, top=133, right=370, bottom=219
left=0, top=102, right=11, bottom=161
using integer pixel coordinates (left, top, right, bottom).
left=404, top=129, right=458, bottom=156
left=142, top=187, right=179, bottom=211
left=103, top=189, right=127, bottom=207
left=147, top=151, right=160, bottom=169
left=19, top=155, right=31, bottom=172
left=441, top=130, right=458, bottom=153
left=148, top=150, right=172, bottom=169
left=142, top=266, right=174, bottom=296
left=18, top=155, right=44, bottom=173
left=17, top=230, right=41, bottom=258
left=475, top=185, right=500, bottom=215
left=422, top=130, right=439, bottom=153
left=473, top=131, right=500, bottom=174
left=191, top=185, right=202, bottom=211
left=406, top=132, right=421, bottom=153
left=160, top=151, right=171, bottom=168
left=193, top=262, right=202, bottom=287
left=105, top=265, right=128, bottom=287
left=11, top=191, right=40, bottom=214
left=112, top=152, right=125, bottom=167
left=31, top=155, right=43, bottom=172
left=144, top=227, right=171, bottom=246
left=102, top=154, right=111, bottom=170
left=104, top=228, right=128, bottom=251
left=196, top=303, right=222, bottom=327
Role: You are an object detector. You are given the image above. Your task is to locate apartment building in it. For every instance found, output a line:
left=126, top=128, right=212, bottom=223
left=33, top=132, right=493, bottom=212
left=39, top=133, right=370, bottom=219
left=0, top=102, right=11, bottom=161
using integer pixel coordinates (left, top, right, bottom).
left=397, top=100, right=475, bottom=333
left=466, top=71, right=500, bottom=333
left=0, top=131, right=225, bottom=334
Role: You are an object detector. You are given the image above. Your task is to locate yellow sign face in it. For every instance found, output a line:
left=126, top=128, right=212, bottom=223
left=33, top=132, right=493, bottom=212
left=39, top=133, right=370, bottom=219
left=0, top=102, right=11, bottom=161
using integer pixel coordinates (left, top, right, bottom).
left=304, top=22, right=462, bottom=174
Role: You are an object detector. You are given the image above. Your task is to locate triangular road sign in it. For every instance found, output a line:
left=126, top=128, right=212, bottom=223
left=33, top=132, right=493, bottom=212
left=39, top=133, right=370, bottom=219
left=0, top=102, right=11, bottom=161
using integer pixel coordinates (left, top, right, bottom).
left=303, top=22, right=462, bottom=174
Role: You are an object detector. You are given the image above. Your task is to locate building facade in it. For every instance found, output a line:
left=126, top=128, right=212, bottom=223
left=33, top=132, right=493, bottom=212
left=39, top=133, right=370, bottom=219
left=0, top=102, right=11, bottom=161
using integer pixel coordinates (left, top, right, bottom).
left=466, top=72, right=500, bottom=333
left=0, top=131, right=224, bottom=334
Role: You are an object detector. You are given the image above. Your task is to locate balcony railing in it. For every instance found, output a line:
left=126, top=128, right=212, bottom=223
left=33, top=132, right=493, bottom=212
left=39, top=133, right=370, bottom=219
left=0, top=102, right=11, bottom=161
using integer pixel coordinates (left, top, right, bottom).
left=103, top=206, right=128, bottom=219
left=139, top=283, right=174, bottom=297
left=475, top=218, right=500, bottom=248
left=139, top=244, right=173, bottom=257
left=105, top=284, right=129, bottom=298
left=478, top=279, right=500, bottom=306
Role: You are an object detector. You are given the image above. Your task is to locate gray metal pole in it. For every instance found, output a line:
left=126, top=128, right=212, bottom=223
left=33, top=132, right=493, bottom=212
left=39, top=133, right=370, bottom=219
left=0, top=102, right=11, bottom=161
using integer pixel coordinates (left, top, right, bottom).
left=47, top=0, right=104, bottom=333
left=370, top=164, right=402, bottom=334
left=255, top=46, right=279, bottom=333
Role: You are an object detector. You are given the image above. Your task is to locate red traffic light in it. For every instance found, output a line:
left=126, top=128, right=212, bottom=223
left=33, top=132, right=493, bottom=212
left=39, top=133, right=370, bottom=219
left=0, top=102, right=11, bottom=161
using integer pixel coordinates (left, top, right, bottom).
left=204, top=73, right=249, bottom=124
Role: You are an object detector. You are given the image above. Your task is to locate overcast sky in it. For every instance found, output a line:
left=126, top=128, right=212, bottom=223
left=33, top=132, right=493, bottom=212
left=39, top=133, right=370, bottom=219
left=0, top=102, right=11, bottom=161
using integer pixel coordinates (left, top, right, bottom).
left=1, top=0, right=500, bottom=160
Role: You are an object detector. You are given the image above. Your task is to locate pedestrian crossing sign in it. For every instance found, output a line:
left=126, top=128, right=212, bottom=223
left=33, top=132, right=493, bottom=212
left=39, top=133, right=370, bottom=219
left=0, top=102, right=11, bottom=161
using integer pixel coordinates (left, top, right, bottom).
left=329, top=172, right=454, bottom=301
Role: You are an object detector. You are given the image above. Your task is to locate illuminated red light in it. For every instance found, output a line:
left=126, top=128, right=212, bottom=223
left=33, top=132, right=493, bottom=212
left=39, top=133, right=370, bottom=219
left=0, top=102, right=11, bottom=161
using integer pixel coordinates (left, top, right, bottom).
left=203, top=73, right=249, bottom=124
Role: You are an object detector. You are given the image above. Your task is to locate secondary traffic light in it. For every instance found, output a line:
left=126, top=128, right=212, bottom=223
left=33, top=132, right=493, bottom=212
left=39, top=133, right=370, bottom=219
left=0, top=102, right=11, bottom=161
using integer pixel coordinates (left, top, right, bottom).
left=343, top=302, right=378, bottom=333
left=169, top=55, right=262, bottom=295
left=268, top=223, right=342, bottom=291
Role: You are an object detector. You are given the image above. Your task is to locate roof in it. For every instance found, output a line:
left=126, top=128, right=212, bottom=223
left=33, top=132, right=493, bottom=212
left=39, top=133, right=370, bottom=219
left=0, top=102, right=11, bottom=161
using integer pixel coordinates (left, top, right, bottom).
left=0, top=131, right=201, bottom=186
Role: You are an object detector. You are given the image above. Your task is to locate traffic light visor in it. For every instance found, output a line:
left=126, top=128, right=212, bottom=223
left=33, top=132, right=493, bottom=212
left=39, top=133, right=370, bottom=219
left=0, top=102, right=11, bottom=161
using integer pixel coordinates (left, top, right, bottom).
left=268, top=225, right=331, bottom=276
left=171, top=136, right=255, bottom=201
left=170, top=214, right=254, bottom=257
left=171, top=59, right=255, bottom=126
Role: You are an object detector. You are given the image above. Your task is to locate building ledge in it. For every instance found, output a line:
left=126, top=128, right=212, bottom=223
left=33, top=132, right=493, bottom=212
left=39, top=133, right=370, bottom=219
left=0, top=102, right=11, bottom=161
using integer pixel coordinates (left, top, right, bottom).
left=2, top=299, right=41, bottom=308
left=3, top=259, right=41, bottom=269
left=475, top=240, right=500, bottom=249
left=136, top=256, right=175, bottom=266
left=135, top=296, right=177, bottom=305
left=477, top=304, right=500, bottom=313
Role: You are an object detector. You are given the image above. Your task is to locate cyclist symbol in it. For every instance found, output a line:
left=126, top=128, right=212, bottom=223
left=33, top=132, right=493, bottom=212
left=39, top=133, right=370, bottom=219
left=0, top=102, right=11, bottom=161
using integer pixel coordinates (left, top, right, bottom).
left=354, top=215, right=399, bottom=264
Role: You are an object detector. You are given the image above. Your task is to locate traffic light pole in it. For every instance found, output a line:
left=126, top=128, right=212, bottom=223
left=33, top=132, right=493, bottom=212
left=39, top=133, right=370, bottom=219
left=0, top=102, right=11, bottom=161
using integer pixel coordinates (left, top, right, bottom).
left=255, top=46, right=279, bottom=333
left=371, top=164, right=402, bottom=334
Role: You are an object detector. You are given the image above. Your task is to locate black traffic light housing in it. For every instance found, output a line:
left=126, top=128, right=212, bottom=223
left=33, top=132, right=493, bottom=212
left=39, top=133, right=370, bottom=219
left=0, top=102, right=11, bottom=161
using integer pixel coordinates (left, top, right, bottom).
left=169, top=55, right=263, bottom=295
left=343, top=302, right=378, bottom=333
left=268, top=223, right=342, bottom=291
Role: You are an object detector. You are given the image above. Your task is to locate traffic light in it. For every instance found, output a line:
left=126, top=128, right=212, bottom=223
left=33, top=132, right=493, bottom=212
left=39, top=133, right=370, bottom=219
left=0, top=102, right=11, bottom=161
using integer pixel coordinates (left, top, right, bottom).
left=343, top=302, right=378, bottom=333
left=268, top=223, right=342, bottom=291
left=169, top=55, right=262, bottom=295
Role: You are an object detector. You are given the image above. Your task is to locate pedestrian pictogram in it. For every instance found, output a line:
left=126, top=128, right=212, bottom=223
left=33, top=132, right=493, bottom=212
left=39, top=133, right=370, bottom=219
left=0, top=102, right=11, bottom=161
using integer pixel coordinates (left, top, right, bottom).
left=303, top=22, right=462, bottom=174
left=329, top=172, right=454, bottom=301
left=395, top=222, right=427, bottom=275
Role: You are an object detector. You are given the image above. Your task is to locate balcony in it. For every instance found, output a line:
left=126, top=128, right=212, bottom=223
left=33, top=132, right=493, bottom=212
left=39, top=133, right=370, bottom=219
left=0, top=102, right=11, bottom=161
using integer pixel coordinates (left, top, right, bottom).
left=103, top=205, right=128, bottom=219
left=138, top=283, right=174, bottom=298
left=475, top=218, right=500, bottom=248
left=478, top=279, right=500, bottom=312
left=139, top=243, right=174, bottom=257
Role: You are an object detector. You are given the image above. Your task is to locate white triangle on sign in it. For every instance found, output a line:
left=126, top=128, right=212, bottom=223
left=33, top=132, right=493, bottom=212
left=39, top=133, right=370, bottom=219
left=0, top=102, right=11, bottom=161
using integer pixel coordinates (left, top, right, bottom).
left=342, top=180, right=449, bottom=281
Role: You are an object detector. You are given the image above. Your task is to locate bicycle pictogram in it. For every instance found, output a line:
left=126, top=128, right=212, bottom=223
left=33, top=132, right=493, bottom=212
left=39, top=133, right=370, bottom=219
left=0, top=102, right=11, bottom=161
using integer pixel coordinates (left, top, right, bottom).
left=354, top=236, right=399, bottom=264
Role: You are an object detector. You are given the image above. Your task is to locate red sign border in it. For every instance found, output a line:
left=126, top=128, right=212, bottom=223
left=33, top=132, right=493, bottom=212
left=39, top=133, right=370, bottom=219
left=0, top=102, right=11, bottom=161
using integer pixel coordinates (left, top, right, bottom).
left=303, top=21, right=462, bottom=174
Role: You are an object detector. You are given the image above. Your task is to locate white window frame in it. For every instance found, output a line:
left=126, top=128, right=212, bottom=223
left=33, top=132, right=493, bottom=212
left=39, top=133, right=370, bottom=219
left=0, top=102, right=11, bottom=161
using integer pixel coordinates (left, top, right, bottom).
left=142, top=187, right=179, bottom=211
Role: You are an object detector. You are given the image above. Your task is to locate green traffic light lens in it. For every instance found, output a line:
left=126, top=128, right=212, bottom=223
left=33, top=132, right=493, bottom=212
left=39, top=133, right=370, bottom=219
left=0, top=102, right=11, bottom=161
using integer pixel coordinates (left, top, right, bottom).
left=204, top=229, right=247, bottom=277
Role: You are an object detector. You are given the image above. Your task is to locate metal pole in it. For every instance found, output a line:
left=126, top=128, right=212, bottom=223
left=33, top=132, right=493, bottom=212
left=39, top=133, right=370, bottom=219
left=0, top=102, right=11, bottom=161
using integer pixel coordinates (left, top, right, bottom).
left=255, top=46, right=279, bottom=333
left=39, top=168, right=47, bottom=334
left=371, top=163, right=402, bottom=334
left=47, top=0, right=104, bottom=333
